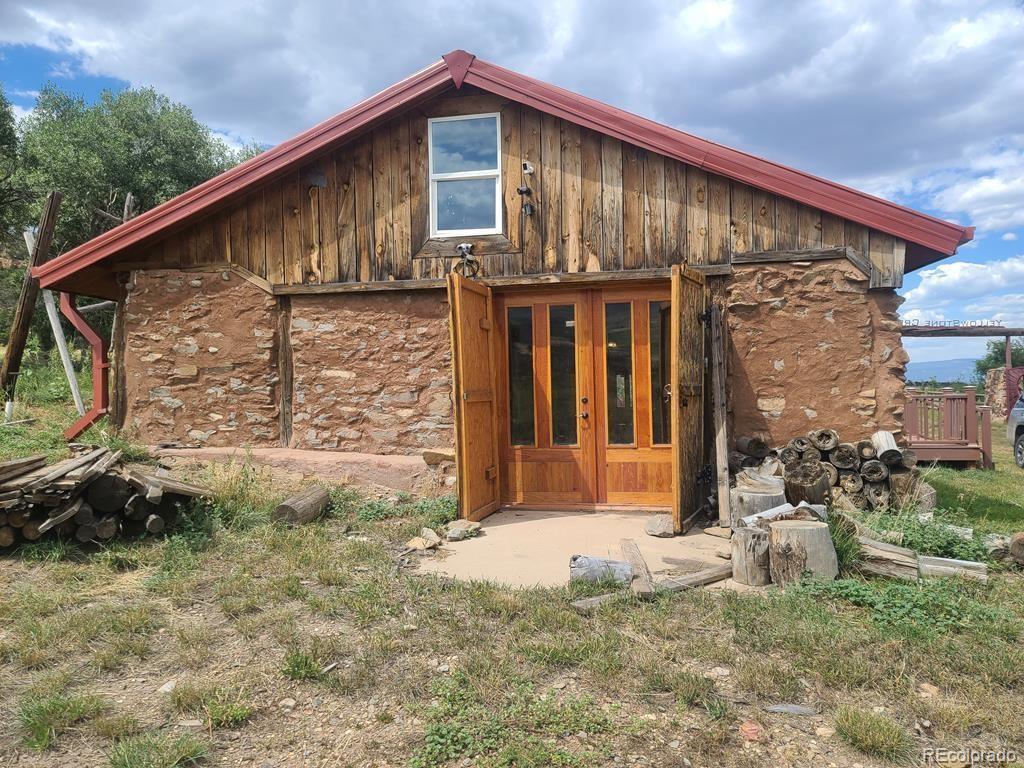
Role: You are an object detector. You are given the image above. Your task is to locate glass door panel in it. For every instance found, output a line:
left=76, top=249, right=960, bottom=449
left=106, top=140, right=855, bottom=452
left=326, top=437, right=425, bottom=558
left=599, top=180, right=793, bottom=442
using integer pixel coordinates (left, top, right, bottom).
left=549, top=305, right=578, bottom=446
left=604, top=302, right=635, bottom=445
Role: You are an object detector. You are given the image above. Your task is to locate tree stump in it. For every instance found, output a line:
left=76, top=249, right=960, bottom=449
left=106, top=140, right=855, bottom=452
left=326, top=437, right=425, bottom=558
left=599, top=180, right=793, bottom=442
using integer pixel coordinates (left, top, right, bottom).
left=273, top=485, right=332, bottom=525
left=860, top=460, right=889, bottom=483
left=783, top=461, right=831, bottom=505
left=732, top=527, right=771, bottom=586
left=838, top=470, right=864, bottom=494
left=871, top=431, right=902, bottom=465
left=808, top=429, right=839, bottom=452
left=819, top=462, right=839, bottom=487
left=856, top=440, right=877, bottom=460
left=768, top=520, right=838, bottom=587
left=86, top=473, right=134, bottom=513
left=736, top=436, right=770, bottom=459
left=828, top=443, right=859, bottom=470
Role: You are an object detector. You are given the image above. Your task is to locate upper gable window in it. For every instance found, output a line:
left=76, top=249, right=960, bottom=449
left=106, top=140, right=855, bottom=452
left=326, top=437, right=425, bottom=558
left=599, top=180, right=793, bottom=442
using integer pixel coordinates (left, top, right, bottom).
left=428, top=114, right=501, bottom=237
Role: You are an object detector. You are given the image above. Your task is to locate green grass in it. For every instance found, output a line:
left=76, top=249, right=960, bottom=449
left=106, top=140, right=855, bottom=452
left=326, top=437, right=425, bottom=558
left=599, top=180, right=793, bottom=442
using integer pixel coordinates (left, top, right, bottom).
left=834, top=705, right=913, bottom=762
left=107, top=732, right=208, bottom=768
left=925, top=442, right=1024, bottom=528
left=18, top=691, right=106, bottom=749
left=169, top=681, right=255, bottom=728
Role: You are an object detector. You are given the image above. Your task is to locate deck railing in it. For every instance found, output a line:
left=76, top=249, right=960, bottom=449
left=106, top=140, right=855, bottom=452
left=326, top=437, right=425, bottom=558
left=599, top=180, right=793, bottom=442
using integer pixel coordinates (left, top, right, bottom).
left=905, top=386, right=993, bottom=468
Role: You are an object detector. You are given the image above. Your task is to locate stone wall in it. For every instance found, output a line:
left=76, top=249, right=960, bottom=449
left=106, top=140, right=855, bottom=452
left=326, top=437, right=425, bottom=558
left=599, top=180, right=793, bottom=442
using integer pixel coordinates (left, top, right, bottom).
left=288, top=291, right=454, bottom=455
left=984, top=366, right=1008, bottom=419
left=723, top=260, right=907, bottom=446
left=122, top=270, right=280, bottom=446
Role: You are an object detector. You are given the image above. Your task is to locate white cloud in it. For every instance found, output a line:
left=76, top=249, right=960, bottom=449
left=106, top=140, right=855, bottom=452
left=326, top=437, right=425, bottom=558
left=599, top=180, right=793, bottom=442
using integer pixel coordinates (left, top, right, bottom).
left=902, top=255, right=1024, bottom=313
left=1002, top=232, right=1019, bottom=241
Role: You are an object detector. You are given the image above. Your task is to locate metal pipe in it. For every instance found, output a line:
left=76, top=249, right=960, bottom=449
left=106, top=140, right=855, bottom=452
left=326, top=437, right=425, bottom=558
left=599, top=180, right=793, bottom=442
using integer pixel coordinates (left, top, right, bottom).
left=59, top=292, right=109, bottom=439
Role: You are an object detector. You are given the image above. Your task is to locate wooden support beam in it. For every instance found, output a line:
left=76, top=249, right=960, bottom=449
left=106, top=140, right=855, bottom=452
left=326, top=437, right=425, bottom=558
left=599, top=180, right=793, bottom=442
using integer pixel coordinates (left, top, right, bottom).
left=709, top=305, right=731, bottom=528
left=731, top=245, right=871, bottom=276
left=1, top=192, right=63, bottom=413
left=900, top=326, right=1024, bottom=338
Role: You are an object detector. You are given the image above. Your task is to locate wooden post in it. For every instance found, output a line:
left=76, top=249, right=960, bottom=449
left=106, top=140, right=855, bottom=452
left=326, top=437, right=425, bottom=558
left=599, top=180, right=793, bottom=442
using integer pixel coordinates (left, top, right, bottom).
left=979, top=405, right=993, bottom=469
left=1006, top=335, right=1013, bottom=369
left=0, top=192, right=63, bottom=414
left=904, top=388, right=919, bottom=439
left=710, top=305, right=731, bottom=527
left=941, top=387, right=955, bottom=442
left=964, top=386, right=979, bottom=446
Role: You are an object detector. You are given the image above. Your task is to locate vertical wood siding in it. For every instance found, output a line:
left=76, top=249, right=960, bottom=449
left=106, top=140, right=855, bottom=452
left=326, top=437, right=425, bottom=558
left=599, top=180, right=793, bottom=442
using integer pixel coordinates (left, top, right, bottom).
left=124, top=91, right=907, bottom=288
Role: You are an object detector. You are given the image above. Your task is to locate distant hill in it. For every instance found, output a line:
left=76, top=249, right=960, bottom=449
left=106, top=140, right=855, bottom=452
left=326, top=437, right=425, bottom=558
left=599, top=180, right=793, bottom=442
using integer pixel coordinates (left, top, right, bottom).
left=905, top=358, right=978, bottom=384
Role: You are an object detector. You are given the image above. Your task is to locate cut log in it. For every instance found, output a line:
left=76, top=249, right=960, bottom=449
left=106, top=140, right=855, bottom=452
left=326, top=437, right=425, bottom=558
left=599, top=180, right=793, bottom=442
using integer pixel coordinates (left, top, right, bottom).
left=808, top=429, right=839, bottom=452
left=860, top=460, right=889, bottom=483
left=778, top=446, right=801, bottom=465
left=569, top=555, right=633, bottom=585
left=858, top=535, right=918, bottom=581
left=7, top=509, right=29, bottom=527
left=21, top=520, right=43, bottom=541
left=74, top=501, right=96, bottom=526
left=838, top=470, right=864, bottom=494
left=899, top=449, right=918, bottom=470
left=829, top=443, right=859, bottom=470
left=0, top=525, right=17, bottom=547
left=95, top=515, right=120, bottom=539
left=801, top=447, right=822, bottom=462
left=730, top=488, right=787, bottom=528
left=789, top=436, right=812, bottom=453
left=144, top=514, right=166, bottom=534
left=731, top=527, right=772, bottom=586
left=86, top=473, right=135, bottom=513
left=74, top=524, right=98, bottom=543
left=783, top=461, right=831, bottom=506
left=819, top=462, right=839, bottom=487
left=125, top=493, right=158, bottom=521
left=768, top=520, right=839, bottom=587
left=273, top=484, right=331, bottom=525
left=736, top=436, right=770, bottom=459
left=864, top=482, right=890, bottom=509
left=871, top=431, right=902, bottom=465
left=856, top=440, right=877, bottom=460
left=656, top=562, right=733, bottom=592
left=120, top=518, right=146, bottom=537
left=918, top=555, right=987, bottom=583
left=620, top=538, right=655, bottom=599
left=740, top=501, right=826, bottom=529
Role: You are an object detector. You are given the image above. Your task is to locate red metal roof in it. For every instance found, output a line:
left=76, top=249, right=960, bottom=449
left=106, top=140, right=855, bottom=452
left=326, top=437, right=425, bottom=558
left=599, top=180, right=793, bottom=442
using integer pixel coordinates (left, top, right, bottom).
left=36, top=49, right=972, bottom=289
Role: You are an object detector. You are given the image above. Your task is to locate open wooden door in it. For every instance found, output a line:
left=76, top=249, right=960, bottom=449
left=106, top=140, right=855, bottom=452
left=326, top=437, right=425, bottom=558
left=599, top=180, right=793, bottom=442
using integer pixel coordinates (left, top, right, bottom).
left=447, top=273, right=501, bottom=521
left=670, top=265, right=708, bottom=533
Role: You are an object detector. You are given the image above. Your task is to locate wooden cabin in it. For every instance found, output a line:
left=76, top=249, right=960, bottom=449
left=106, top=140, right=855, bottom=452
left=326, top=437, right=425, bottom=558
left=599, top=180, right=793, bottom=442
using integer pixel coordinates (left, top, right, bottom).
left=36, top=50, right=973, bottom=530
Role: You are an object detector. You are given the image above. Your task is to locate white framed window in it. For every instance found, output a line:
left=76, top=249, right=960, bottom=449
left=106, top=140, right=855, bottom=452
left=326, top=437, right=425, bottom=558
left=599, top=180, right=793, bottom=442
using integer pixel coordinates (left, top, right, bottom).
left=428, top=113, right=502, bottom=237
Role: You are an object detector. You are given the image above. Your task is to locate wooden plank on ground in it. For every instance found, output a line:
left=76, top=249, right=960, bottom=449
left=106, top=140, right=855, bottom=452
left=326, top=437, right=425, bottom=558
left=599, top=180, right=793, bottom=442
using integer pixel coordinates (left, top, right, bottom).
left=656, top=562, right=732, bottom=592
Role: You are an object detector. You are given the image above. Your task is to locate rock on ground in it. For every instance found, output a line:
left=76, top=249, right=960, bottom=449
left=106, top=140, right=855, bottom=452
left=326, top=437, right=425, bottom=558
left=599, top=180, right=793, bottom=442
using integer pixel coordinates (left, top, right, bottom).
left=644, top=514, right=674, bottom=538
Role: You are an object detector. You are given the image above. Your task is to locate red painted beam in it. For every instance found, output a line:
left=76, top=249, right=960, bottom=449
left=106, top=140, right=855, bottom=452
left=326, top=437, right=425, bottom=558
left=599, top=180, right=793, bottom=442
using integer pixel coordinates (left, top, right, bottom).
left=60, top=292, right=109, bottom=439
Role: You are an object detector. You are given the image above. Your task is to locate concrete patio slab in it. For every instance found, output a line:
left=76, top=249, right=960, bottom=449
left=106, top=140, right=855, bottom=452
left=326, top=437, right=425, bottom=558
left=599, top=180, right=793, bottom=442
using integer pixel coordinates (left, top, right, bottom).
left=417, top=508, right=738, bottom=589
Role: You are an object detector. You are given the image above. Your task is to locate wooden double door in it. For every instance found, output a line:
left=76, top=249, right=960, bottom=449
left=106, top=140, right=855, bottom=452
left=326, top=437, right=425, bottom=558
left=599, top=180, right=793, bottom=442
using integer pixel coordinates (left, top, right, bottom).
left=494, top=285, right=675, bottom=508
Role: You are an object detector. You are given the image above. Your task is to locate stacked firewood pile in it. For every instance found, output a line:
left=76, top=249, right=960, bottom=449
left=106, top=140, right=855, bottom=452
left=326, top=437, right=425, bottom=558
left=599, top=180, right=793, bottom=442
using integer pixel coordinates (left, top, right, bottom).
left=730, top=429, right=924, bottom=513
left=0, top=446, right=209, bottom=548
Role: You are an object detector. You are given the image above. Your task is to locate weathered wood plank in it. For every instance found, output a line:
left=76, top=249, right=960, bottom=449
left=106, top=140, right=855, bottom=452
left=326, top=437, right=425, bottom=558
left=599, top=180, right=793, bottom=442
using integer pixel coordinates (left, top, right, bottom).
left=521, top=107, right=543, bottom=273
left=352, top=136, right=375, bottom=283
left=820, top=212, right=844, bottom=248
left=229, top=204, right=248, bottom=271
left=540, top=112, right=562, bottom=272
left=732, top=246, right=855, bottom=265
left=560, top=121, right=583, bottom=273
left=282, top=170, right=303, bottom=284
left=868, top=229, right=897, bottom=289
left=622, top=144, right=645, bottom=269
left=580, top=128, right=604, bottom=272
left=775, top=197, right=799, bottom=250
left=300, top=166, right=322, bottom=283
left=320, top=154, right=340, bottom=283
left=335, top=151, right=357, bottom=282
left=843, top=220, right=869, bottom=264
left=391, top=117, right=413, bottom=280
left=752, top=188, right=775, bottom=251
left=264, top=180, right=285, bottom=284
left=644, top=151, right=666, bottom=268
left=798, top=205, right=822, bottom=249
left=601, top=136, right=624, bottom=271
left=410, top=112, right=431, bottom=278
left=665, top=159, right=686, bottom=264
left=707, top=174, right=730, bottom=264
left=730, top=182, right=753, bottom=254
left=246, top=190, right=266, bottom=277
left=685, top=168, right=709, bottom=264
left=500, top=102, right=522, bottom=264
left=214, top=213, right=231, bottom=269
left=372, top=127, right=394, bottom=281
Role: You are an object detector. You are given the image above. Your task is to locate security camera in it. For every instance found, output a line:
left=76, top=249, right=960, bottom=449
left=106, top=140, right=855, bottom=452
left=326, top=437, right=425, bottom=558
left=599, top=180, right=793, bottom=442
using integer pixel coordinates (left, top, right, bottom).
left=516, top=185, right=531, bottom=196
left=455, top=242, right=474, bottom=257
left=522, top=161, right=534, bottom=175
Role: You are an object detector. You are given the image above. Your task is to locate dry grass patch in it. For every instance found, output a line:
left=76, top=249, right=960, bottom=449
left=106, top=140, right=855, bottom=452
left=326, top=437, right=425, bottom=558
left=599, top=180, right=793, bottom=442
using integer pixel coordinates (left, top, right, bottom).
left=107, top=732, right=208, bottom=768
left=169, top=679, right=255, bottom=729
left=17, top=690, right=107, bottom=750
left=834, top=705, right=913, bottom=763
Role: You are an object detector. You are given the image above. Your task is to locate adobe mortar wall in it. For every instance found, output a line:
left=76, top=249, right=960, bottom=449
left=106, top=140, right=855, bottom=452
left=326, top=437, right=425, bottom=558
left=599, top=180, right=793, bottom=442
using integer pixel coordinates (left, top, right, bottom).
left=122, top=270, right=281, bottom=447
left=288, top=291, right=454, bottom=455
left=723, top=260, right=907, bottom=446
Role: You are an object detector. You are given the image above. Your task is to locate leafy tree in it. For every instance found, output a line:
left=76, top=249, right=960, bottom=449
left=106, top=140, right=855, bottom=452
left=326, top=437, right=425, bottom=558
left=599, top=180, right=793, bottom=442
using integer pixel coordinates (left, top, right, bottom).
left=974, top=339, right=1024, bottom=384
left=0, top=85, right=31, bottom=254
left=16, top=85, right=253, bottom=253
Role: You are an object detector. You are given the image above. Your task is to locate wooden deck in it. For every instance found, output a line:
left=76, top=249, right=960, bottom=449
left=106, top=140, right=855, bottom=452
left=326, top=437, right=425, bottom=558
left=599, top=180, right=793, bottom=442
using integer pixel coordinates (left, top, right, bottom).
left=905, top=387, right=993, bottom=468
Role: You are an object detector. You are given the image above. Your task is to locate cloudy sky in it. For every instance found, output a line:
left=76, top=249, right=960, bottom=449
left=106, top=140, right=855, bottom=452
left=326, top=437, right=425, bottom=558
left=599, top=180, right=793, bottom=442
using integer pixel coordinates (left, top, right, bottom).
left=1, top=0, right=1023, bottom=364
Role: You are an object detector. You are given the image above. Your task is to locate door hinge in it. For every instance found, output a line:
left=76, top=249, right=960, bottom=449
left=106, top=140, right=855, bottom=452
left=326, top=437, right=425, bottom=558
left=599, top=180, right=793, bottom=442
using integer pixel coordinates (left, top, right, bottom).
left=698, top=308, right=712, bottom=325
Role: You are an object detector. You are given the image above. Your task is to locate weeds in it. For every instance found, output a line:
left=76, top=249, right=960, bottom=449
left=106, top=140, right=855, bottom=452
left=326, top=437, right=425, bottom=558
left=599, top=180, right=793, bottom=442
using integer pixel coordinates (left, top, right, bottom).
left=18, top=691, right=106, bottom=749
left=107, top=732, right=208, bottom=768
left=170, top=681, right=255, bottom=728
left=834, top=706, right=912, bottom=762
